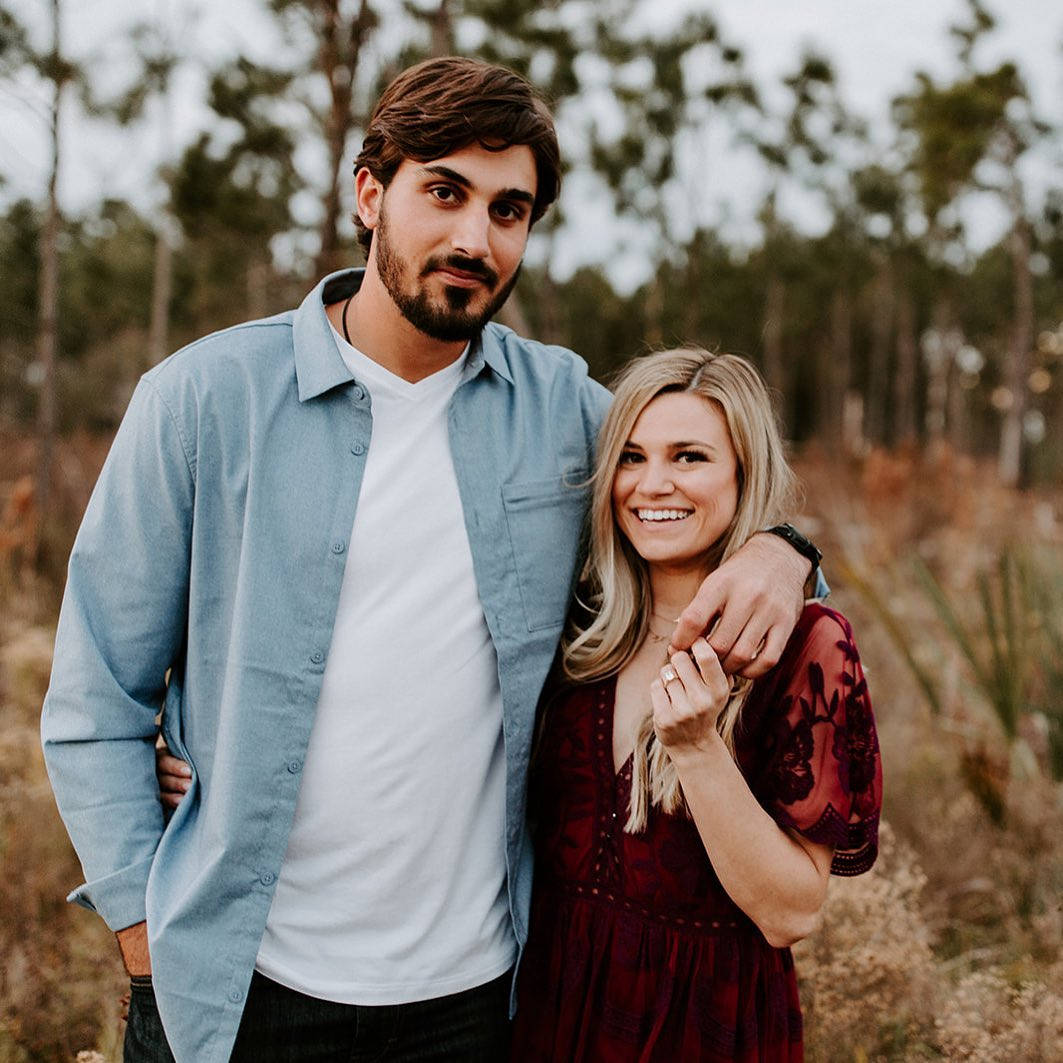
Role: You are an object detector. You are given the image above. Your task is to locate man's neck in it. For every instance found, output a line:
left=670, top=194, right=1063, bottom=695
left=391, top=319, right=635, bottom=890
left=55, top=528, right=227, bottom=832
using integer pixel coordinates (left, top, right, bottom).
left=326, top=268, right=469, bottom=384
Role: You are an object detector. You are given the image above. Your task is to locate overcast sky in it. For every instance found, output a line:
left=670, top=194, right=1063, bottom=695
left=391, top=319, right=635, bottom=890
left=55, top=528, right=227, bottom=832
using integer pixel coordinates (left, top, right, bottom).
left=3, top=0, right=1062, bottom=288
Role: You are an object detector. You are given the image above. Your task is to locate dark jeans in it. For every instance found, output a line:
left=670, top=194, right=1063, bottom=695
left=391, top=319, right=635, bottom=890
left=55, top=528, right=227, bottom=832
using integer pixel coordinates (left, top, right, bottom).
left=123, top=970, right=512, bottom=1062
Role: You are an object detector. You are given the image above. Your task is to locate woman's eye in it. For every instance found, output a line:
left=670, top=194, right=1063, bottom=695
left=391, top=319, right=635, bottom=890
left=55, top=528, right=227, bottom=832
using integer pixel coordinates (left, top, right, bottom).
left=676, top=450, right=708, bottom=463
left=618, top=451, right=642, bottom=465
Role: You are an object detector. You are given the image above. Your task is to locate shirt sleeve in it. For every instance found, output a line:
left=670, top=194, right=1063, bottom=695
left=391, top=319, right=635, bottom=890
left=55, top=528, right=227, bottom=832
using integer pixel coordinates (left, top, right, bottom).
left=41, top=375, right=194, bottom=930
left=754, top=608, right=882, bottom=876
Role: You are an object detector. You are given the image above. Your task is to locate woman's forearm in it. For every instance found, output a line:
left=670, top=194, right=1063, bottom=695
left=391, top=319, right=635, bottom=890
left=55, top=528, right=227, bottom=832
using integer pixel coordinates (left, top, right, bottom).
left=670, top=732, right=832, bottom=948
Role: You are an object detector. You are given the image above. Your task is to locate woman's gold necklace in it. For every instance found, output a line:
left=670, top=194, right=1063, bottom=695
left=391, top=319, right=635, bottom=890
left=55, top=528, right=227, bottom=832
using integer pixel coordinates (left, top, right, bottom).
left=647, top=610, right=680, bottom=644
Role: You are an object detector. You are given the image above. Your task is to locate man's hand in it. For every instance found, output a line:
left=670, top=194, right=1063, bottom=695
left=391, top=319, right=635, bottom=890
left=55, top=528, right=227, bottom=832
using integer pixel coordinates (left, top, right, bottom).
left=670, top=532, right=810, bottom=677
left=116, top=921, right=152, bottom=977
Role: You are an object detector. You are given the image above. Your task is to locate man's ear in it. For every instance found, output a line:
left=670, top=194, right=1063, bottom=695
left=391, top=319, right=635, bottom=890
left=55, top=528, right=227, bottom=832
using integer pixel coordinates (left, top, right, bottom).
left=355, top=168, right=384, bottom=232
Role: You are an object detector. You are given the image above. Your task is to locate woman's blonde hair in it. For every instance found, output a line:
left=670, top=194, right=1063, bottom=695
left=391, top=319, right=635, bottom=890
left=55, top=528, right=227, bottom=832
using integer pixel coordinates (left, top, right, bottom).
left=561, top=348, right=796, bottom=831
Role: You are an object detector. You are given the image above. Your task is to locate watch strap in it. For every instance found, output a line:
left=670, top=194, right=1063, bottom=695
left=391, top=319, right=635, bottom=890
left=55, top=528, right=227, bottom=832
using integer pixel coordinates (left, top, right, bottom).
left=763, top=523, right=823, bottom=568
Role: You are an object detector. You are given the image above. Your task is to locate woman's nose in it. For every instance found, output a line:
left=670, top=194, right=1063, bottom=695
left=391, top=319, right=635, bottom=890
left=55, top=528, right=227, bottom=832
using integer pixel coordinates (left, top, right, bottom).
left=639, top=460, right=675, bottom=496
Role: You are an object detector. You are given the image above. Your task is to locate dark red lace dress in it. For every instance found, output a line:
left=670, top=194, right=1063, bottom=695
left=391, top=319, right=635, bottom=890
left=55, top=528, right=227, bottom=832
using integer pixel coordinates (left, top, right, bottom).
left=511, top=604, right=882, bottom=1062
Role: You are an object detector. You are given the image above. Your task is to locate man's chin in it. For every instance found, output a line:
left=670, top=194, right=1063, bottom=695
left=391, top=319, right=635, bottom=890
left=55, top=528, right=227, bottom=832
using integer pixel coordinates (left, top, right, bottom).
left=398, top=292, right=499, bottom=343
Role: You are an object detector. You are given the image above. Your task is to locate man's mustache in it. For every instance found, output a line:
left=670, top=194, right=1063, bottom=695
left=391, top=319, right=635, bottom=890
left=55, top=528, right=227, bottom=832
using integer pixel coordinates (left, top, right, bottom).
left=421, top=254, right=498, bottom=288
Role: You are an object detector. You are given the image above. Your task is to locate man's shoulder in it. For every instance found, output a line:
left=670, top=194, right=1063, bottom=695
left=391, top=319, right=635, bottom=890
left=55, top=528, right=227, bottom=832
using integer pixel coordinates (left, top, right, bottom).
left=483, top=321, right=582, bottom=369
left=144, top=310, right=296, bottom=394
left=482, top=323, right=609, bottom=397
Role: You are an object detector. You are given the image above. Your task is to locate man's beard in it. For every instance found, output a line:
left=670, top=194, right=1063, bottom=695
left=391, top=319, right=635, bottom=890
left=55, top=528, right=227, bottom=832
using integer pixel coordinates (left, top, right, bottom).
left=374, top=207, right=521, bottom=342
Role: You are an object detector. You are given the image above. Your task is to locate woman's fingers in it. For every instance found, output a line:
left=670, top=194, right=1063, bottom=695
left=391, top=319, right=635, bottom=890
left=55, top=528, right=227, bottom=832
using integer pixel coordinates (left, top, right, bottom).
left=156, top=751, right=190, bottom=778
left=155, top=749, right=192, bottom=808
left=654, top=643, right=730, bottom=751
left=688, top=638, right=729, bottom=696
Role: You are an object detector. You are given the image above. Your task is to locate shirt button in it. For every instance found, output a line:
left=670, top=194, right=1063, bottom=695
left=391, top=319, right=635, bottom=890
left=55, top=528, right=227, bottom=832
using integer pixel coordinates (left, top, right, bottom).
left=287, top=760, right=302, bottom=774
left=260, top=871, right=276, bottom=886
left=352, top=385, right=366, bottom=402
left=350, top=442, right=365, bottom=455
left=310, top=651, right=324, bottom=665
left=331, top=541, right=346, bottom=554
left=228, top=987, right=243, bottom=1003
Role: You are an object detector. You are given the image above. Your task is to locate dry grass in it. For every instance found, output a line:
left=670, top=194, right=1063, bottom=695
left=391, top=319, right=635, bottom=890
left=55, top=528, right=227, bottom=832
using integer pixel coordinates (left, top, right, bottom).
left=1, top=435, right=1062, bottom=1059
left=0, top=601, right=126, bottom=1062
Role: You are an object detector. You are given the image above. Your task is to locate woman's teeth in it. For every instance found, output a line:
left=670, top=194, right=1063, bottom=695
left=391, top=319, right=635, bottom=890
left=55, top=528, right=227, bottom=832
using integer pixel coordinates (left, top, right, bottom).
left=637, top=509, right=690, bottom=522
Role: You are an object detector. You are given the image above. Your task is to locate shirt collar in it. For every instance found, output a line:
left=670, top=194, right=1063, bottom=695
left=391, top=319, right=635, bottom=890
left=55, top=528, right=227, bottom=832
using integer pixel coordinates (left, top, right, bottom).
left=293, top=268, right=515, bottom=401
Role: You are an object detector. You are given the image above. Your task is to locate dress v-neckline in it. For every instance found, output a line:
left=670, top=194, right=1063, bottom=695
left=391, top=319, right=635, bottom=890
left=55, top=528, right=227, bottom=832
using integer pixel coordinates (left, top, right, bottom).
left=602, top=673, right=636, bottom=778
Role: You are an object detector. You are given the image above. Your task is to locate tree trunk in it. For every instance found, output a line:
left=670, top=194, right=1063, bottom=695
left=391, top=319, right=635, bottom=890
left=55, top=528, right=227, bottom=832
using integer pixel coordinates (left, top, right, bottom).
left=148, top=80, right=175, bottom=370
left=924, top=302, right=955, bottom=460
left=824, top=288, right=851, bottom=450
left=148, top=221, right=173, bottom=367
left=865, top=254, right=893, bottom=445
left=762, top=273, right=785, bottom=402
left=998, top=174, right=1033, bottom=488
left=314, top=0, right=374, bottom=277
left=429, top=0, right=454, bottom=57
left=893, top=284, right=918, bottom=446
left=35, top=0, right=63, bottom=519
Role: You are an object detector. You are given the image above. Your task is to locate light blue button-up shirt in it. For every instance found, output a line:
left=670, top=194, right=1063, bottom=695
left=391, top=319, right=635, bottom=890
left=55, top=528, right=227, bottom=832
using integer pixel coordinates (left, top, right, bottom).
left=41, top=269, right=611, bottom=1062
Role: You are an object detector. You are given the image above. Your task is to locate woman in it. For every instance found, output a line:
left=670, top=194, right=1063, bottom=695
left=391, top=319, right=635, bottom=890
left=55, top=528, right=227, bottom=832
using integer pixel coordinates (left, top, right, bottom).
left=159, top=348, right=881, bottom=1061
left=509, top=349, right=881, bottom=1062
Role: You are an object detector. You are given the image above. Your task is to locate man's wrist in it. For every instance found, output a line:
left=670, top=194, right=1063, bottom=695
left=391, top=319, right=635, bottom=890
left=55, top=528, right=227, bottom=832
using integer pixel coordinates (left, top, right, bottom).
left=116, top=921, right=152, bottom=977
left=761, top=523, right=822, bottom=571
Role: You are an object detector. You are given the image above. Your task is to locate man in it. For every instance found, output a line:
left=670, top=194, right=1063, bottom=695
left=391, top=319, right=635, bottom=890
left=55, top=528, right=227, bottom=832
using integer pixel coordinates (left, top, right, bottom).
left=42, top=58, right=815, bottom=1061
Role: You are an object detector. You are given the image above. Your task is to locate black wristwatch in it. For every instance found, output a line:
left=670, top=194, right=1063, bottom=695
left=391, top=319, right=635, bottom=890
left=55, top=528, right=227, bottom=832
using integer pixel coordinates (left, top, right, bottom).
left=763, top=523, right=823, bottom=569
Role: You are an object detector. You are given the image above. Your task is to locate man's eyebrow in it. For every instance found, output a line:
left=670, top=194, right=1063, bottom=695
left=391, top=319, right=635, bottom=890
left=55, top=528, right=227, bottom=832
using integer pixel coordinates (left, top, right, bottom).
left=419, top=165, right=535, bottom=206
left=420, top=165, right=473, bottom=188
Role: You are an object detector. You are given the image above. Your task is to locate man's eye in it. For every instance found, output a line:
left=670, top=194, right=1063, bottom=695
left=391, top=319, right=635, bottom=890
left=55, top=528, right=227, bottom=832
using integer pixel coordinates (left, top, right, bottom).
left=493, top=203, right=523, bottom=222
left=431, top=186, right=458, bottom=203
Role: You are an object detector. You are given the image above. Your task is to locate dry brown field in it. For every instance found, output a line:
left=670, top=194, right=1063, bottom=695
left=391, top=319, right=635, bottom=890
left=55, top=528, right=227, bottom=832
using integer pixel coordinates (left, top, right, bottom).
left=1, top=431, right=1061, bottom=1061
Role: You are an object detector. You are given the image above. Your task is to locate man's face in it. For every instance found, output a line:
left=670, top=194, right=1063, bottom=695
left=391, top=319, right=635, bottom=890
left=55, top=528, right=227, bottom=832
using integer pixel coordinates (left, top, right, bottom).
left=363, top=143, right=537, bottom=342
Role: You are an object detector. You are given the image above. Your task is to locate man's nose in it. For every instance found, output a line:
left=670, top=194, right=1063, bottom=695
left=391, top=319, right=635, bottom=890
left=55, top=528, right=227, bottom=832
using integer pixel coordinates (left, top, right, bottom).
left=450, top=205, right=491, bottom=260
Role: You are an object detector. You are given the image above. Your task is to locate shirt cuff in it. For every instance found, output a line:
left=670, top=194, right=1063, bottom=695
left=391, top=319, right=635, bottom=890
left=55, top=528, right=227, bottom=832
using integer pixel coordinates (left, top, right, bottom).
left=808, top=566, right=831, bottom=601
left=67, top=855, right=155, bottom=931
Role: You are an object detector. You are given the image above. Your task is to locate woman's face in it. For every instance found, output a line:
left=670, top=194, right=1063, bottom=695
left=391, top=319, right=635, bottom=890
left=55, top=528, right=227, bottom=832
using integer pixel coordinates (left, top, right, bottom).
left=611, top=391, right=740, bottom=577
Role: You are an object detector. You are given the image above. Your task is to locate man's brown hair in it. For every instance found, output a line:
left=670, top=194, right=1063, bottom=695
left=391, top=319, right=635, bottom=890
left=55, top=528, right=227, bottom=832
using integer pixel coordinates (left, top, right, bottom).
left=353, top=57, right=561, bottom=257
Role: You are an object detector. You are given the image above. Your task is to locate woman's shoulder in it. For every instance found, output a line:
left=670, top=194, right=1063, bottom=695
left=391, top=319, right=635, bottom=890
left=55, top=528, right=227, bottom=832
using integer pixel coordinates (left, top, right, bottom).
left=784, top=601, right=860, bottom=666
left=795, top=599, right=854, bottom=638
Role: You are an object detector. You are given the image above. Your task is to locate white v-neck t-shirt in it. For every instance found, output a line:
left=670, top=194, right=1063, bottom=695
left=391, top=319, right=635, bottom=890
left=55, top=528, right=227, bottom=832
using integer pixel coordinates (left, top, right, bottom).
left=256, top=330, right=515, bottom=1003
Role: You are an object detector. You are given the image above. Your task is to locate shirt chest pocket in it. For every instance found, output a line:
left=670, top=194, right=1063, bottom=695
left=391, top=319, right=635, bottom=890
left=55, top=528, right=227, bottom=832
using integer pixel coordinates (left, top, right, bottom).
left=501, top=475, right=590, bottom=633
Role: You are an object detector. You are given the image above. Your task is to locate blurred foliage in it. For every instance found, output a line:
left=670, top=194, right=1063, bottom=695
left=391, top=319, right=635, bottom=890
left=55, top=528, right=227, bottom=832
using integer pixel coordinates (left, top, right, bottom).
left=854, top=545, right=1063, bottom=824
left=1, top=0, right=1059, bottom=477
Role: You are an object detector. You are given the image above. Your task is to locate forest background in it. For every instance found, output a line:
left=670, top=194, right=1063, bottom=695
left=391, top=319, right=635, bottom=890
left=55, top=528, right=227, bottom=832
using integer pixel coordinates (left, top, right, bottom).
left=1, top=0, right=1062, bottom=1059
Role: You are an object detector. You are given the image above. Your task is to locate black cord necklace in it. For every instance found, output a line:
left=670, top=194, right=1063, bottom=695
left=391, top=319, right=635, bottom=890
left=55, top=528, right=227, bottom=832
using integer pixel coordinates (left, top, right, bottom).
left=341, top=293, right=355, bottom=345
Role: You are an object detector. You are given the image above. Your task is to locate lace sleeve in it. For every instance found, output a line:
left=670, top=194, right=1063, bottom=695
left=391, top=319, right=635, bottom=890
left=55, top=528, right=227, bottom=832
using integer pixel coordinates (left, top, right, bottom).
left=752, top=605, right=883, bottom=876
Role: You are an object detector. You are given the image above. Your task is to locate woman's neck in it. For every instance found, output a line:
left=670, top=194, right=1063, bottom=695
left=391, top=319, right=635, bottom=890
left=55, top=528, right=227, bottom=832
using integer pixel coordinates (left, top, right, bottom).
left=647, top=564, right=712, bottom=623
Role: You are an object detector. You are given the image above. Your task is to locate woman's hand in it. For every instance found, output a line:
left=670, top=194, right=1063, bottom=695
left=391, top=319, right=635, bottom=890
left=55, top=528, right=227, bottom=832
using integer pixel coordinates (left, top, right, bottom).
left=650, top=638, right=731, bottom=757
left=155, top=743, right=192, bottom=810
left=670, top=533, right=808, bottom=677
